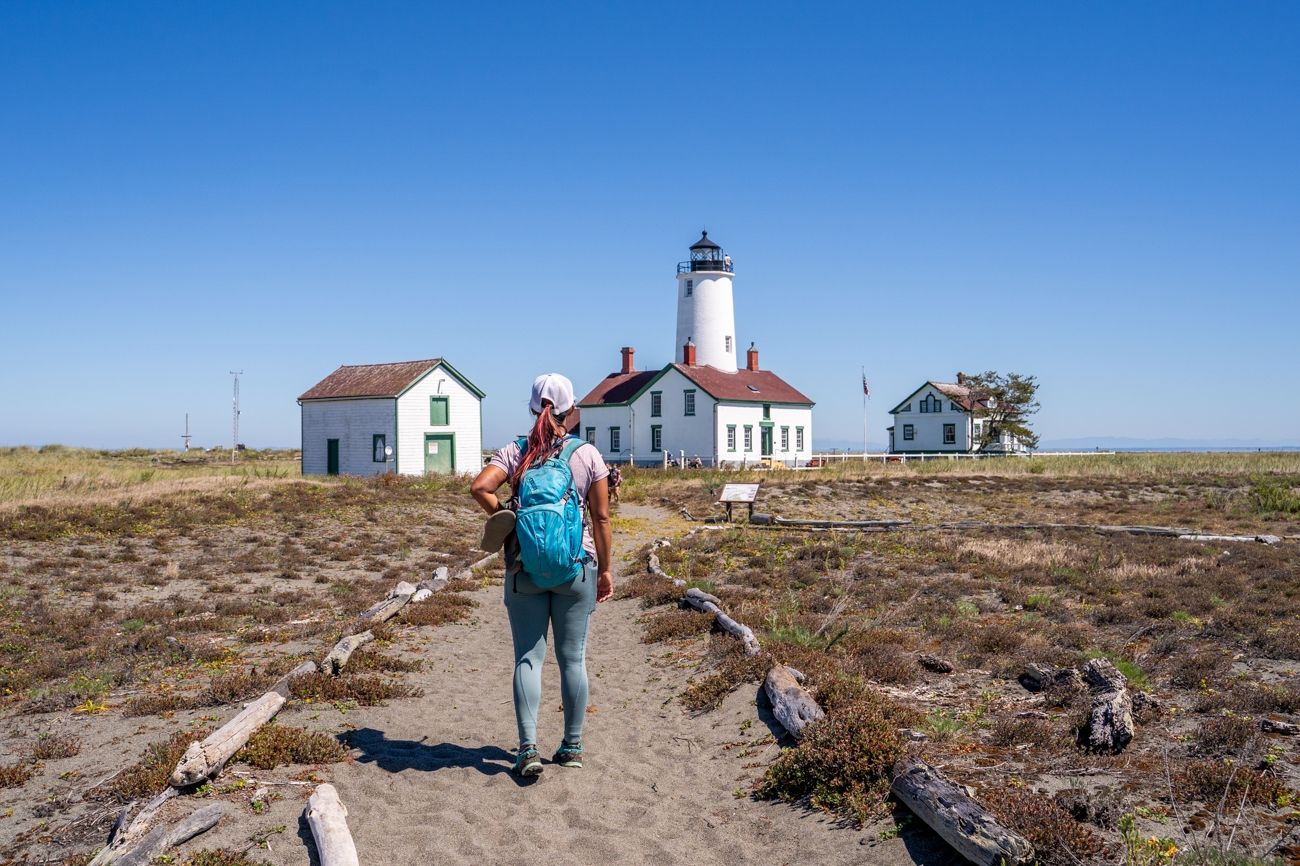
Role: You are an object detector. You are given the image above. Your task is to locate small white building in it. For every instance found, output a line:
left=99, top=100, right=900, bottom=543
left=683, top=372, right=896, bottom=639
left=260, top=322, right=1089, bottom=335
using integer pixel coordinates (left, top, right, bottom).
left=575, top=233, right=814, bottom=467
left=298, top=359, right=484, bottom=476
left=886, top=378, right=1025, bottom=454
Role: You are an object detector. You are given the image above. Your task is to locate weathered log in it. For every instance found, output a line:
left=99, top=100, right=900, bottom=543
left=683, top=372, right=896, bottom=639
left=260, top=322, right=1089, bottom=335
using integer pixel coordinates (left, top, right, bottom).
left=1083, top=658, right=1133, bottom=752
left=412, top=567, right=450, bottom=602
left=1019, top=663, right=1084, bottom=693
left=307, top=783, right=360, bottom=866
left=1262, top=719, right=1300, bottom=736
left=170, top=691, right=285, bottom=787
left=455, top=552, right=499, bottom=580
left=270, top=660, right=317, bottom=699
left=764, top=664, right=824, bottom=738
left=392, top=580, right=417, bottom=596
left=1179, top=533, right=1282, bottom=545
left=750, top=513, right=910, bottom=529
left=322, top=631, right=373, bottom=677
left=348, top=586, right=413, bottom=631
left=87, top=788, right=178, bottom=866
left=114, top=804, right=223, bottom=866
left=683, top=591, right=761, bottom=655
left=648, top=553, right=686, bottom=586
left=918, top=654, right=954, bottom=674
left=889, top=759, right=1033, bottom=866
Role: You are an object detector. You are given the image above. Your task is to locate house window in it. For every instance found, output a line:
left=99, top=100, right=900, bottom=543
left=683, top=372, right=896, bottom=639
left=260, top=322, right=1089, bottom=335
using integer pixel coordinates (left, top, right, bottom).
left=920, top=394, right=941, bottom=413
left=899, top=403, right=912, bottom=412
left=796, top=427, right=804, bottom=451
left=903, top=424, right=914, bottom=441
left=372, top=434, right=387, bottom=462
left=725, top=336, right=732, bottom=352
left=429, top=396, right=449, bottom=426
left=762, top=404, right=771, bottom=420
left=609, top=427, right=621, bottom=453
left=685, top=279, right=693, bottom=297
left=684, top=390, right=696, bottom=416
left=650, top=392, right=662, bottom=417
left=585, top=427, right=596, bottom=445
left=943, top=424, right=956, bottom=445
left=780, top=427, right=789, bottom=450
left=973, top=421, right=982, bottom=437
left=727, top=425, right=736, bottom=451
left=650, top=425, right=663, bottom=452
left=744, top=426, right=753, bottom=451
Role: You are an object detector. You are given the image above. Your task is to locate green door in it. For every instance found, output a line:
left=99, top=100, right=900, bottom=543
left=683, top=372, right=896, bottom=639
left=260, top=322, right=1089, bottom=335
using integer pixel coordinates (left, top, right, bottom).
left=760, top=426, right=773, bottom=457
left=327, top=439, right=340, bottom=475
left=424, top=433, right=455, bottom=475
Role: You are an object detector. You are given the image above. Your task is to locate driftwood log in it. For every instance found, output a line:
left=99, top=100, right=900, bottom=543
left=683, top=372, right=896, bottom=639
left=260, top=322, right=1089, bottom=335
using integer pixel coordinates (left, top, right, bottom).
left=322, top=632, right=374, bottom=677
left=307, top=783, right=360, bottom=866
left=88, top=788, right=178, bottom=866
left=1263, top=719, right=1300, bottom=736
left=349, top=583, right=414, bottom=631
left=270, top=660, right=318, bottom=699
left=647, top=553, right=686, bottom=587
left=890, top=759, right=1033, bottom=866
left=763, top=663, right=824, bottom=738
left=684, top=588, right=761, bottom=655
left=1179, top=533, right=1282, bottom=545
left=170, top=691, right=285, bottom=787
left=455, top=552, right=499, bottom=579
left=114, top=804, right=223, bottom=866
left=411, top=567, right=450, bottom=602
left=750, top=513, right=910, bottom=529
left=1083, top=658, right=1134, bottom=752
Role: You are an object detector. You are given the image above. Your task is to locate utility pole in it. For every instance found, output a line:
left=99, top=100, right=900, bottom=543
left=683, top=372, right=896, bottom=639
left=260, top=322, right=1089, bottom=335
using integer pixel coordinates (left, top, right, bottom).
left=230, top=371, right=243, bottom=464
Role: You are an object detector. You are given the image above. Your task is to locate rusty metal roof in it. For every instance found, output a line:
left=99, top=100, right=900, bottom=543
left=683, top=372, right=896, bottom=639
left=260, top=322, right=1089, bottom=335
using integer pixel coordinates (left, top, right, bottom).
left=299, top=359, right=443, bottom=400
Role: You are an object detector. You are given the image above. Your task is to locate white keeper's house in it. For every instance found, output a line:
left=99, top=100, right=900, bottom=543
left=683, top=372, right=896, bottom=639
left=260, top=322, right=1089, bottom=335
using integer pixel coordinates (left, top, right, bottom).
left=574, top=232, right=814, bottom=468
left=298, top=359, right=484, bottom=476
left=886, top=376, right=1025, bottom=454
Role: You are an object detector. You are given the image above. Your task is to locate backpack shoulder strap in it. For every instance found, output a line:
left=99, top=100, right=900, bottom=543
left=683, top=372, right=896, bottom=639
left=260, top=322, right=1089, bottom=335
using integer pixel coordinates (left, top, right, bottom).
left=557, top=436, right=585, bottom=463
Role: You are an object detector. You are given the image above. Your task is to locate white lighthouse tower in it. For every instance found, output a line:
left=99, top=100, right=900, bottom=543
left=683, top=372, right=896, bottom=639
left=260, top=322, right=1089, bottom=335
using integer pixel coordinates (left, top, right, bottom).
left=675, top=231, right=737, bottom=371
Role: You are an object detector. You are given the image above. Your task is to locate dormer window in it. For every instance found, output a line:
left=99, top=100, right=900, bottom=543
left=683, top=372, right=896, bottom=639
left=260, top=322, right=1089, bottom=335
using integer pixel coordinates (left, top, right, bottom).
left=920, top=394, right=942, bottom=413
left=987, top=397, right=996, bottom=409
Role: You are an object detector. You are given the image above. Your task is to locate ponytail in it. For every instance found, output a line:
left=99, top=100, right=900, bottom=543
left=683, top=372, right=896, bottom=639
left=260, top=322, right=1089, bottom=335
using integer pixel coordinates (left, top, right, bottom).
left=511, top=402, right=567, bottom=490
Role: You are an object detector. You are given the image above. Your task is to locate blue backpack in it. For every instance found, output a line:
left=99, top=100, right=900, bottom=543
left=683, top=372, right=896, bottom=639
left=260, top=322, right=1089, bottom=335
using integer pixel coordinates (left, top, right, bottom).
left=513, top=436, right=587, bottom=587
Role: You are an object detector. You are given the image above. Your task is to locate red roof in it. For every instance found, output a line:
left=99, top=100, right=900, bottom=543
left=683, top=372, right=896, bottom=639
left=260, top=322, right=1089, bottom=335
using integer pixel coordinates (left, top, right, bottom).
left=577, top=364, right=813, bottom=407
left=576, top=371, right=661, bottom=407
left=300, top=360, right=442, bottom=400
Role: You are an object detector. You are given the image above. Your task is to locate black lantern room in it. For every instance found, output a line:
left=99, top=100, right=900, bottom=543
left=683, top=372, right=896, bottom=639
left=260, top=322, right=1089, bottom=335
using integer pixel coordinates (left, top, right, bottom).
left=678, top=231, right=733, bottom=274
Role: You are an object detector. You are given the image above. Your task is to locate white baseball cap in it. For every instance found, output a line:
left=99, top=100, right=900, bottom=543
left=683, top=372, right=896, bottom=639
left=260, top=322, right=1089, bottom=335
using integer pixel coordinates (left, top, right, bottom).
left=530, top=373, right=575, bottom=415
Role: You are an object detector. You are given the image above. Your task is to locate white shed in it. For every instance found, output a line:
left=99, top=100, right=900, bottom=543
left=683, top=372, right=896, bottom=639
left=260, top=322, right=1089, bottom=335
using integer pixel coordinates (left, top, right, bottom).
left=298, top=359, right=485, bottom=476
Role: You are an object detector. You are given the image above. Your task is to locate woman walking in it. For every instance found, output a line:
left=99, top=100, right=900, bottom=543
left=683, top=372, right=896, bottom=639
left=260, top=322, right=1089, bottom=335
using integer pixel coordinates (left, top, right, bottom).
left=470, top=374, right=612, bottom=777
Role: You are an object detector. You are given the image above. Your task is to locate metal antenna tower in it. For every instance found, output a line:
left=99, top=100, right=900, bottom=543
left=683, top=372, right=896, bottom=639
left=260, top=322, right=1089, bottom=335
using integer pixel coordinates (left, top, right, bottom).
left=182, top=414, right=191, bottom=452
left=230, top=371, right=243, bottom=464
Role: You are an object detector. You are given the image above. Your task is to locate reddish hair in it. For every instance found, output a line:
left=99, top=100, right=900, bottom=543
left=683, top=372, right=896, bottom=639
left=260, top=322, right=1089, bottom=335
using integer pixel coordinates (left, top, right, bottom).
left=511, top=401, right=567, bottom=489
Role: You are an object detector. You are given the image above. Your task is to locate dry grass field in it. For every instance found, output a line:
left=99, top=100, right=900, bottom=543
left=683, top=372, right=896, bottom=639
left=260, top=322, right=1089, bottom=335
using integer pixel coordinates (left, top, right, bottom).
left=0, top=448, right=1297, bottom=865
left=616, top=455, right=1300, bottom=864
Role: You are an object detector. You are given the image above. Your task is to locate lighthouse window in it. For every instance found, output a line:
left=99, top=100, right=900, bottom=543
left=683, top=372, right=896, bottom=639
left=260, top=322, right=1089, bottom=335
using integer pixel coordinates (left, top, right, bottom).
left=725, top=336, right=732, bottom=352
left=650, top=392, right=662, bottom=417
left=683, top=390, right=696, bottom=416
left=685, top=280, right=693, bottom=297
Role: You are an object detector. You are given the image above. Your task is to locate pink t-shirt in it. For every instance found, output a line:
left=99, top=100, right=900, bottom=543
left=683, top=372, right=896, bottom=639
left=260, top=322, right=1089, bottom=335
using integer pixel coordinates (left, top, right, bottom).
left=488, top=439, right=609, bottom=555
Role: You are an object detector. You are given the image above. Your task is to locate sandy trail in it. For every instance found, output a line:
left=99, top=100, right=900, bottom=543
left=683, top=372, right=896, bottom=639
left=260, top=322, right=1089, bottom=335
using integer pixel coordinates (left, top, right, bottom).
left=186, top=505, right=959, bottom=865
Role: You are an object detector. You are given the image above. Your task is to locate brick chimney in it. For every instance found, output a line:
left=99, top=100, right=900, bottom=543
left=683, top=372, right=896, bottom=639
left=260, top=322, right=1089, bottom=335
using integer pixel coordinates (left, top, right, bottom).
left=746, top=342, right=759, bottom=371
left=682, top=338, right=696, bottom=366
left=957, top=372, right=966, bottom=385
left=620, top=347, right=635, bottom=374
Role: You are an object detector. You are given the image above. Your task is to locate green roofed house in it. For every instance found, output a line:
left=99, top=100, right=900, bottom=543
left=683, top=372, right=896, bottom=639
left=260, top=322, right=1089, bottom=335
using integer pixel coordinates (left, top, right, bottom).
left=298, top=359, right=484, bottom=476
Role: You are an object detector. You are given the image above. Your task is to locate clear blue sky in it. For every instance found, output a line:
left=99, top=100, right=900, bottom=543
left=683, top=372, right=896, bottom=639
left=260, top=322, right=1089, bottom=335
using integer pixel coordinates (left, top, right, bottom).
left=2, top=2, right=1297, bottom=451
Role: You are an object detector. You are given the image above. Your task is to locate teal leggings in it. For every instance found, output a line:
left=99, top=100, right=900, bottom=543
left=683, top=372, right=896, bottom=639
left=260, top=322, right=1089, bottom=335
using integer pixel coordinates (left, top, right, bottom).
left=504, top=561, right=596, bottom=747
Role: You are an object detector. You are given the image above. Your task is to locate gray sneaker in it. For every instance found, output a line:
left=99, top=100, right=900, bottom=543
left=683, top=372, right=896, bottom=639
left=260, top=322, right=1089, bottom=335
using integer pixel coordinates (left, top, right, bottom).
left=480, top=509, right=516, bottom=554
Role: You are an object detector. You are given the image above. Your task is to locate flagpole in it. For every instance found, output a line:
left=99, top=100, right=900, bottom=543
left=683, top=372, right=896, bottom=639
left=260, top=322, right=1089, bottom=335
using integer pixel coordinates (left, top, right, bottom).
left=862, top=366, right=867, bottom=462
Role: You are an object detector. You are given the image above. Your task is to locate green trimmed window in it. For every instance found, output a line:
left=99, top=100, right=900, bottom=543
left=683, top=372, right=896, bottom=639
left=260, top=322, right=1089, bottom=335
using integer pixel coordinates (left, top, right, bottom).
left=585, top=427, right=596, bottom=445
left=743, top=425, right=753, bottom=451
left=429, top=396, right=449, bottom=426
left=650, top=425, right=663, bottom=452
left=796, top=427, right=804, bottom=451
left=609, top=427, right=621, bottom=453
left=650, top=392, right=662, bottom=417
left=762, top=403, right=771, bottom=420
left=684, top=389, right=696, bottom=416
left=780, top=427, right=789, bottom=451
left=726, top=425, right=736, bottom=451
left=372, top=434, right=387, bottom=463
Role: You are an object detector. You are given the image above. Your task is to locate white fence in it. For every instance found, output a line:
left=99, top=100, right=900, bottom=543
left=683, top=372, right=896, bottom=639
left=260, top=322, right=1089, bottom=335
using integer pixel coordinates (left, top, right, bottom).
left=811, top=451, right=1115, bottom=464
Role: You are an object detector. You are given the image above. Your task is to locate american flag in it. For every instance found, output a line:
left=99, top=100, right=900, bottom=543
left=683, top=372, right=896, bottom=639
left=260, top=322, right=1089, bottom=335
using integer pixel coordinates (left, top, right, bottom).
left=862, top=372, right=870, bottom=398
